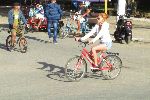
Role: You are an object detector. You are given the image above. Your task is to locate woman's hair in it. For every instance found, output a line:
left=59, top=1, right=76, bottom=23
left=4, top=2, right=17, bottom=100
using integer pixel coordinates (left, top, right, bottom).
left=98, top=13, right=109, bottom=21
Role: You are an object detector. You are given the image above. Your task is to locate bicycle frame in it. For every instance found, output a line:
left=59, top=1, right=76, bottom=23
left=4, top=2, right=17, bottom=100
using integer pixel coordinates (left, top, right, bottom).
left=79, top=47, right=112, bottom=71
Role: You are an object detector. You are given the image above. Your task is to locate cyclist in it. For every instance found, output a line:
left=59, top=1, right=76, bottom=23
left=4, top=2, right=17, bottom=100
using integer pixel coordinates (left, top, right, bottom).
left=75, top=2, right=90, bottom=35
left=8, top=2, right=27, bottom=46
left=75, top=13, right=112, bottom=67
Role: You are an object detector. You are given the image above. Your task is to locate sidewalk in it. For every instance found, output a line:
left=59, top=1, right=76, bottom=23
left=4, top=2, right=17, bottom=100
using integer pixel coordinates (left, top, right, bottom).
left=108, top=16, right=150, bottom=43
left=0, top=14, right=150, bottom=42
left=130, top=17, right=150, bottom=22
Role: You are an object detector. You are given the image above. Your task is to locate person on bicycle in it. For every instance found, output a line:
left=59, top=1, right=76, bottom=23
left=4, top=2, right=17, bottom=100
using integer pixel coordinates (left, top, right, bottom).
left=75, top=2, right=90, bottom=36
left=8, top=2, right=27, bottom=46
left=76, top=13, right=112, bottom=67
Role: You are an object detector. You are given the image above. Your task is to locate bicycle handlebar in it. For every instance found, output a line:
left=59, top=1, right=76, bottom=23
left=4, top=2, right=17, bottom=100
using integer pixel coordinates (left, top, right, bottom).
left=78, top=40, right=89, bottom=48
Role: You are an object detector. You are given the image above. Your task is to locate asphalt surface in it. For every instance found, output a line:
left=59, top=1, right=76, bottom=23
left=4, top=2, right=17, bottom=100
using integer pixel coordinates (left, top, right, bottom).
left=0, top=14, right=150, bottom=100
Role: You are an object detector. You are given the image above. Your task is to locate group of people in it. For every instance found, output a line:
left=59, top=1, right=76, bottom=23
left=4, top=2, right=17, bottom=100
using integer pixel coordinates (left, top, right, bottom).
left=28, top=2, right=45, bottom=30
left=8, top=0, right=62, bottom=44
left=28, top=0, right=63, bottom=43
left=8, top=0, right=113, bottom=67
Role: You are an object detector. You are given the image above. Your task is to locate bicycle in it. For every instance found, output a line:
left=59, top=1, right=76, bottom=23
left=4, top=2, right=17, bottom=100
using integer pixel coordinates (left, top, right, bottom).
left=59, top=11, right=93, bottom=39
left=65, top=41, right=122, bottom=82
left=59, top=14, right=77, bottom=39
left=6, top=25, right=27, bottom=53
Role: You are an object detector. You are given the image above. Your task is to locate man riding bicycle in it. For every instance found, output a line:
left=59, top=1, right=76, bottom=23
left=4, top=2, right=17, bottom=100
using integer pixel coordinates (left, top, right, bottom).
left=8, top=2, right=27, bottom=46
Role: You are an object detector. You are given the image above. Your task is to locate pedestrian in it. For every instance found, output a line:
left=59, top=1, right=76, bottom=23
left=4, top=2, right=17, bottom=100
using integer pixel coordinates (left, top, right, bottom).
left=75, top=13, right=112, bottom=67
left=117, top=0, right=127, bottom=22
left=8, top=2, right=27, bottom=46
left=45, top=0, right=62, bottom=44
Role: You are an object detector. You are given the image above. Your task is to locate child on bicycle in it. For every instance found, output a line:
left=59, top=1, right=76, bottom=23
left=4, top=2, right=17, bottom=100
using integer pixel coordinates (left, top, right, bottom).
left=75, top=13, right=112, bottom=67
left=8, top=2, right=27, bottom=46
left=75, top=2, right=91, bottom=35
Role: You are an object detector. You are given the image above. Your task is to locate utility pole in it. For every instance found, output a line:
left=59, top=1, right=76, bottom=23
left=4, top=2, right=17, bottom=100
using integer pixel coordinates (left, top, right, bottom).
left=105, top=0, right=108, bottom=14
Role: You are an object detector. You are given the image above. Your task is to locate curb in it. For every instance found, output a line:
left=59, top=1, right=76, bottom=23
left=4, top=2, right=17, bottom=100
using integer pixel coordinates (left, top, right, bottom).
left=132, top=38, right=150, bottom=43
left=130, top=17, right=150, bottom=22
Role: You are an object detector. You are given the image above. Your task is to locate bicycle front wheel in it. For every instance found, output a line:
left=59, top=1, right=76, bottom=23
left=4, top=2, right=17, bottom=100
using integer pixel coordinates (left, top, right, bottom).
left=18, top=37, right=27, bottom=53
left=100, top=55, right=122, bottom=80
left=65, top=56, right=87, bottom=82
left=59, top=26, right=69, bottom=39
left=6, top=35, right=14, bottom=51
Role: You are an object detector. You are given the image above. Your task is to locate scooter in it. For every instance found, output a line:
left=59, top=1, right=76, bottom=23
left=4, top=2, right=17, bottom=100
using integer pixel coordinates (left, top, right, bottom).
left=114, top=15, right=132, bottom=44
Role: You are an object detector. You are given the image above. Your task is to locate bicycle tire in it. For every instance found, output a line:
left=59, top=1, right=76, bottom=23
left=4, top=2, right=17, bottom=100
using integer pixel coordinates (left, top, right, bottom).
left=59, top=26, right=68, bottom=39
left=100, top=55, right=122, bottom=80
left=18, top=37, right=27, bottom=53
left=6, top=35, right=14, bottom=51
left=125, top=35, right=132, bottom=44
left=65, top=56, right=87, bottom=82
left=61, top=31, right=69, bottom=39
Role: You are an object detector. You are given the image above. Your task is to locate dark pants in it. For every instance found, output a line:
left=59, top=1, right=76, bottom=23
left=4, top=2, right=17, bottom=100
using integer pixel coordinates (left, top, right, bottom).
left=47, top=20, right=58, bottom=42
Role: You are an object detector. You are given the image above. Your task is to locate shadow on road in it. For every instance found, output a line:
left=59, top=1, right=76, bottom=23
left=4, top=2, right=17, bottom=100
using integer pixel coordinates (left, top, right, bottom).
left=0, top=24, right=9, bottom=32
left=0, top=43, right=7, bottom=50
left=37, top=62, right=121, bottom=82
left=37, top=62, right=70, bottom=82
left=25, top=36, right=50, bottom=43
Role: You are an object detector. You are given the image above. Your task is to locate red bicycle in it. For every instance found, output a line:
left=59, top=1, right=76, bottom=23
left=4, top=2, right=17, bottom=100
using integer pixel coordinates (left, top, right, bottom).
left=65, top=41, right=122, bottom=82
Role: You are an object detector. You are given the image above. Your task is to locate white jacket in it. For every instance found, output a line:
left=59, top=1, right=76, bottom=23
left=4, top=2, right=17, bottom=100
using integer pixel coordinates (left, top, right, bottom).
left=81, top=22, right=112, bottom=43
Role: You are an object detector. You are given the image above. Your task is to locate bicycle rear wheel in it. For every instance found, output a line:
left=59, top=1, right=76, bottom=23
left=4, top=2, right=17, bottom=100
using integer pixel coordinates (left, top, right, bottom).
left=18, top=37, right=27, bottom=53
left=65, top=56, right=87, bottom=82
left=100, top=55, right=122, bottom=80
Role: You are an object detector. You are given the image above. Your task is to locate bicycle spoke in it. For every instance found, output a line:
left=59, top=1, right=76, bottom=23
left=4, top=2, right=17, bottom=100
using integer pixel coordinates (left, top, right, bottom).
left=101, top=55, right=121, bottom=80
left=65, top=56, right=87, bottom=82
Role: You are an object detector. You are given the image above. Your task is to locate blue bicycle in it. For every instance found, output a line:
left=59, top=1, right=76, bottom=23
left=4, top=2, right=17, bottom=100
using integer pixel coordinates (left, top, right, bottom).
left=59, top=12, right=94, bottom=39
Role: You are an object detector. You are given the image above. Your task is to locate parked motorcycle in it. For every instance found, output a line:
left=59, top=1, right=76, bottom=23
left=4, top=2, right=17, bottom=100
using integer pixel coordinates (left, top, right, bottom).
left=114, top=15, right=132, bottom=44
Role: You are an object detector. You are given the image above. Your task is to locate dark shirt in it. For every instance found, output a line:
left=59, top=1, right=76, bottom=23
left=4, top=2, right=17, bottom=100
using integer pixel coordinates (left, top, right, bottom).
left=45, top=3, right=62, bottom=21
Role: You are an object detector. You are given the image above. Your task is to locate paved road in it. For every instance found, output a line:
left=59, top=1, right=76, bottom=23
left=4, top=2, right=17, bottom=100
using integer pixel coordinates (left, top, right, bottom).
left=0, top=30, right=150, bottom=100
left=0, top=14, right=150, bottom=100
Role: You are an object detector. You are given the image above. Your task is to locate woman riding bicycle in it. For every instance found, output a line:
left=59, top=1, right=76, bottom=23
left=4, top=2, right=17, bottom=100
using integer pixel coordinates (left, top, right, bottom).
left=76, top=13, right=112, bottom=67
left=8, top=2, right=27, bottom=46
